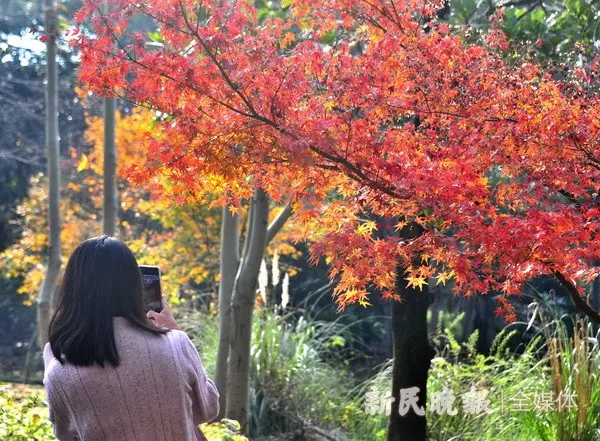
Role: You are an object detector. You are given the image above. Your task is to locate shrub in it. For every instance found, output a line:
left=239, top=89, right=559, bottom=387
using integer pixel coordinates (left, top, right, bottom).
left=201, top=419, right=249, bottom=441
left=362, top=311, right=600, bottom=441
left=0, top=383, right=56, bottom=441
left=0, top=382, right=248, bottom=441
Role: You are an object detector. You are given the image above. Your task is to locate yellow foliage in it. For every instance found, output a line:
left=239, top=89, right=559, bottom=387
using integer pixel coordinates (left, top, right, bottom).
left=280, top=32, right=295, bottom=48
left=2, top=108, right=300, bottom=306
left=357, top=220, right=377, bottom=237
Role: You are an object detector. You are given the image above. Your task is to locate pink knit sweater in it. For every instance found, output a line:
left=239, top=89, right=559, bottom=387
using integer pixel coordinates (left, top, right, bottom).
left=43, top=316, right=219, bottom=441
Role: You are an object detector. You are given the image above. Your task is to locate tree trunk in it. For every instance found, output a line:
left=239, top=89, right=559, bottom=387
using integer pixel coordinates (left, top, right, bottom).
left=387, top=274, right=434, bottom=441
left=37, top=0, right=61, bottom=348
left=590, top=260, right=600, bottom=313
left=216, top=202, right=291, bottom=420
left=215, top=207, right=240, bottom=418
left=388, top=224, right=434, bottom=441
left=103, top=96, right=118, bottom=236
left=225, top=188, right=269, bottom=432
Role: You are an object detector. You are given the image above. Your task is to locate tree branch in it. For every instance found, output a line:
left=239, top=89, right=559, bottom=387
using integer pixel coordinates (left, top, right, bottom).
left=266, top=205, right=293, bottom=245
left=554, top=270, right=600, bottom=324
left=178, top=0, right=262, bottom=118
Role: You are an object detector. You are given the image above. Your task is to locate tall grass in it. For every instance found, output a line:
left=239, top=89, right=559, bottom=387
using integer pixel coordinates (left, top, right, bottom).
left=428, top=312, right=600, bottom=441
left=178, top=309, right=220, bottom=377
left=180, top=305, right=600, bottom=441
left=179, top=308, right=375, bottom=439
left=518, top=317, right=600, bottom=441
left=361, top=310, right=600, bottom=441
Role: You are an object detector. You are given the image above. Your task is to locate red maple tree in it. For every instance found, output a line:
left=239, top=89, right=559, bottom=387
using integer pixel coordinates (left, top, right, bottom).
left=73, top=0, right=600, bottom=438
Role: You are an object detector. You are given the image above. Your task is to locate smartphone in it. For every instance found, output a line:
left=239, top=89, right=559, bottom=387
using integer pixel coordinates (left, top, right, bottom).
left=139, top=265, right=163, bottom=313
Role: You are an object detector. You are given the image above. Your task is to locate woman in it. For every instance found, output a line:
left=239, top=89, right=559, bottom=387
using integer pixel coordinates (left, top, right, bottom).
left=43, top=235, right=219, bottom=441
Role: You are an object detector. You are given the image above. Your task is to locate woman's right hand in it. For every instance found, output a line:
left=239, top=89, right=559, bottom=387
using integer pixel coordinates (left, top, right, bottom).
left=146, top=299, right=181, bottom=330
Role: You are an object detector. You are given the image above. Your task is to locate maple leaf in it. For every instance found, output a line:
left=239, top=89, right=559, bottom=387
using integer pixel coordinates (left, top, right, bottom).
left=73, top=0, right=600, bottom=320
left=436, top=270, right=454, bottom=286
left=406, top=274, right=428, bottom=290
left=77, top=154, right=89, bottom=172
left=356, top=220, right=378, bottom=236
left=280, top=32, right=295, bottom=49
left=394, top=220, right=408, bottom=231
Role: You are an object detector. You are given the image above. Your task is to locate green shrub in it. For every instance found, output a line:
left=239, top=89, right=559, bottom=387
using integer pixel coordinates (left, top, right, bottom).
left=200, top=419, right=249, bottom=441
left=362, top=312, right=600, bottom=441
left=0, top=382, right=249, bottom=441
left=178, top=307, right=600, bottom=441
left=425, top=320, right=548, bottom=441
left=0, top=383, right=56, bottom=441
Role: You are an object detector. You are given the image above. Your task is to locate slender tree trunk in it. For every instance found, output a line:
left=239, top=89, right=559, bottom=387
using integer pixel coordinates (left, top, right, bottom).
left=103, top=96, right=117, bottom=236
left=215, top=207, right=240, bottom=418
left=388, top=224, right=434, bottom=441
left=216, top=202, right=291, bottom=420
left=225, top=188, right=269, bottom=432
left=266, top=206, right=292, bottom=244
left=37, top=0, right=61, bottom=348
left=590, top=259, right=600, bottom=312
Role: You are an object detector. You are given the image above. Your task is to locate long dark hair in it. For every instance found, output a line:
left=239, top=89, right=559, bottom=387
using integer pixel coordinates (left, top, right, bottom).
left=49, top=235, right=167, bottom=366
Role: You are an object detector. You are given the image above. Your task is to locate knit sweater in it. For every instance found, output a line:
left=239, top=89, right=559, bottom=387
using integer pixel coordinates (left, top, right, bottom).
left=43, top=316, right=219, bottom=441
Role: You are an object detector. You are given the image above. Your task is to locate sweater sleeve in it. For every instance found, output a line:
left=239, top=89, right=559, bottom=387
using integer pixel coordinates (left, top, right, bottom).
left=178, top=332, right=220, bottom=425
left=43, top=344, right=78, bottom=441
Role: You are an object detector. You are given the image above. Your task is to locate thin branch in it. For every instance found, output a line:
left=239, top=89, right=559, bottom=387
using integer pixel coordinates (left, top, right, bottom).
left=178, top=0, right=263, bottom=118
left=0, top=150, right=45, bottom=167
left=96, top=8, right=256, bottom=120
left=554, top=271, right=600, bottom=324
left=266, top=205, right=293, bottom=244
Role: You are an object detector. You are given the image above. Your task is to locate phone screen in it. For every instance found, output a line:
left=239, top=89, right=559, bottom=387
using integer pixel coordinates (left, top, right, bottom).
left=139, top=265, right=162, bottom=313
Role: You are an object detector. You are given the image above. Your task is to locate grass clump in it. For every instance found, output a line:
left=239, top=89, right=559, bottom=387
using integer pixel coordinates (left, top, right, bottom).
left=427, top=313, right=600, bottom=441
left=181, top=308, right=383, bottom=440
